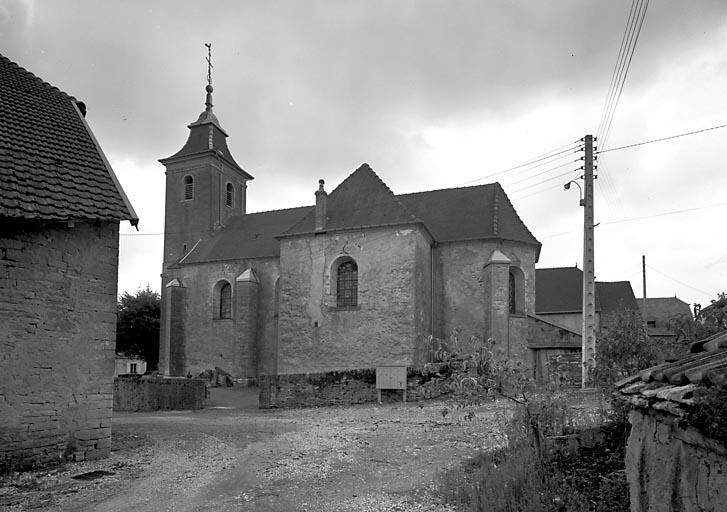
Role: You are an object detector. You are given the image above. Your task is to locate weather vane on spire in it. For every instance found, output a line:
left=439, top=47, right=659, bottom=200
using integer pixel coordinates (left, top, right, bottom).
left=205, top=42, right=213, bottom=87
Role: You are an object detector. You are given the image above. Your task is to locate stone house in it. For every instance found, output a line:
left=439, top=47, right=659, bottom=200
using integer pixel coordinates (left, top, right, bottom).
left=617, top=330, right=727, bottom=511
left=637, top=296, right=692, bottom=361
left=114, top=355, right=147, bottom=376
left=158, top=82, right=542, bottom=381
left=535, top=266, right=641, bottom=332
left=0, top=55, right=137, bottom=469
left=530, top=267, right=642, bottom=383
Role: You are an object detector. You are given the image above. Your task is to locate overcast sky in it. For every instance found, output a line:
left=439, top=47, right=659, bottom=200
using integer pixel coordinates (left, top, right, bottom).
left=2, top=0, right=726, bottom=309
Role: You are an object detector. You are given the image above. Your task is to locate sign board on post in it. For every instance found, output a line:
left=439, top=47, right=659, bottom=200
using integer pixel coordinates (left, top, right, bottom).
left=375, top=366, right=407, bottom=404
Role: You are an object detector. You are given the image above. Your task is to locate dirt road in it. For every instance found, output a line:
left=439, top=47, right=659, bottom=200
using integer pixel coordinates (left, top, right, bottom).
left=1, top=388, right=513, bottom=511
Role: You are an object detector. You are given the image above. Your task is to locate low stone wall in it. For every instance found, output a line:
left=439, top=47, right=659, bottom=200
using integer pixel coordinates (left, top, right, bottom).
left=113, top=375, right=207, bottom=411
left=259, top=366, right=454, bottom=409
left=626, top=409, right=727, bottom=512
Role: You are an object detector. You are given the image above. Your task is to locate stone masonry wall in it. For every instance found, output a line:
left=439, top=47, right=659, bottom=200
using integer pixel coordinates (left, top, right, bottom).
left=0, top=221, right=119, bottom=470
left=437, top=240, right=536, bottom=355
left=167, top=257, right=280, bottom=379
left=626, top=408, right=727, bottom=512
left=277, top=226, right=430, bottom=374
left=113, top=375, right=206, bottom=411
left=259, top=367, right=449, bottom=409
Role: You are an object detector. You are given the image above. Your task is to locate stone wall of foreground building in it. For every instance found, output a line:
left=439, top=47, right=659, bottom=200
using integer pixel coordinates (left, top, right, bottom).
left=0, top=221, right=119, bottom=470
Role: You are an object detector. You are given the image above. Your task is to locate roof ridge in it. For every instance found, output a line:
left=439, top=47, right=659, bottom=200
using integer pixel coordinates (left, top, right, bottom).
left=492, top=183, right=499, bottom=236
left=495, top=182, right=540, bottom=245
left=243, top=204, right=313, bottom=216
left=396, top=182, right=495, bottom=197
left=361, top=164, right=422, bottom=224
left=536, top=266, right=582, bottom=271
left=0, top=54, right=78, bottom=103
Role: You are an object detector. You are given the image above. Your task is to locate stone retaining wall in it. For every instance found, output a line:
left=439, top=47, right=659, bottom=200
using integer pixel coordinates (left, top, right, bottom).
left=626, top=409, right=727, bottom=512
left=259, top=366, right=455, bottom=409
left=113, top=375, right=207, bottom=411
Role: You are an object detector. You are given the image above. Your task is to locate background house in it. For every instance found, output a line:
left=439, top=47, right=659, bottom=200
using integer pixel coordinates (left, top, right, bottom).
left=535, top=267, right=641, bottom=333
left=637, top=296, right=692, bottom=361
left=114, top=356, right=147, bottom=376
left=0, top=54, right=137, bottom=469
left=531, top=267, right=642, bottom=383
left=637, top=296, right=692, bottom=340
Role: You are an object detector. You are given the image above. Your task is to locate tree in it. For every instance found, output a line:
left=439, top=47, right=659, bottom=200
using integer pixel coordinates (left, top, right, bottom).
left=669, top=292, right=727, bottom=346
left=116, top=286, right=160, bottom=370
left=594, top=309, right=658, bottom=388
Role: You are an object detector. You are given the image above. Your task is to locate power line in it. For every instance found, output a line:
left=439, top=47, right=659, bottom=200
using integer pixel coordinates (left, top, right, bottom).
left=504, top=158, right=582, bottom=187
left=509, top=182, right=564, bottom=201
left=646, top=264, right=713, bottom=298
left=597, top=123, right=727, bottom=154
left=539, top=201, right=727, bottom=239
left=599, top=0, right=649, bottom=148
left=594, top=0, right=650, bottom=212
left=600, top=203, right=727, bottom=226
left=507, top=166, right=582, bottom=194
left=596, top=0, right=639, bottom=140
left=456, top=140, right=582, bottom=186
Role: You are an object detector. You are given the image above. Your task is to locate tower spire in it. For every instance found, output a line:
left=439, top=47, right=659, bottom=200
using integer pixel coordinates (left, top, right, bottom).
left=204, top=42, right=213, bottom=112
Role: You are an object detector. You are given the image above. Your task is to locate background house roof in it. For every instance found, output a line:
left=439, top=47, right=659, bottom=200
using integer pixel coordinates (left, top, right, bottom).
left=535, top=267, right=600, bottom=313
left=596, top=281, right=640, bottom=312
left=535, top=268, right=641, bottom=315
left=0, top=54, right=137, bottom=224
left=637, top=297, right=693, bottom=323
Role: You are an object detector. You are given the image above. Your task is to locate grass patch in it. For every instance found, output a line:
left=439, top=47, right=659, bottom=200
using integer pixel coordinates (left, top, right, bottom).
left=437, top=413, right=629, bottom=511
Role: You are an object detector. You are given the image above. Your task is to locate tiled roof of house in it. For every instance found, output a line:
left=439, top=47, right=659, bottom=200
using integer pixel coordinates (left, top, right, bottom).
left=534, top=267, right=599, bottom=313
left=636, top=297, right=692, bottom=323
left=617, top=330, right=727, bottom=415
left=535, top=268, right=640, bottom=315
left=0, top=54, right=137, bottom=224
left=183, top=163, right=540, bottom=264
left=181, top=206, right=311, bottom=263
left=596, top=281, right=639, bottom=312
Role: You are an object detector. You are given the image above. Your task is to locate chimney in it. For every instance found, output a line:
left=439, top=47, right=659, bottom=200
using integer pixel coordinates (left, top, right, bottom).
left=315, top=179, right=327, bottom=231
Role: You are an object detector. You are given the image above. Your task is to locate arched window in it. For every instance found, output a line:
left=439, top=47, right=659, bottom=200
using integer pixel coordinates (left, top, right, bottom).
left=225, top=182, right=234, bottom=208
left=508, top=266, right=525, bottom=315
left=336, top=259, right=358, bottom=308
left=219, top=282, right=232, bottom=319
left=183, top=175, right=194, bottom=200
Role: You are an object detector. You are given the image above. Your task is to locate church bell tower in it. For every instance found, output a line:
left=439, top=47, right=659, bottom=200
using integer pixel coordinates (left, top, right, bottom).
left=159, top=45, right=254, bottom=271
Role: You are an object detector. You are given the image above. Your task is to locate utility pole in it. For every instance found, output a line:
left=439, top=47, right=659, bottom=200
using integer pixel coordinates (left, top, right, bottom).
left=581, top=135, right=596, bottom=389
left=642, top=255, right=647, bottom=321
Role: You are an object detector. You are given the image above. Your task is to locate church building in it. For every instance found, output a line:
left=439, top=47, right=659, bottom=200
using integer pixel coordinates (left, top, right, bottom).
left=158, top=80, right=541, bottom=382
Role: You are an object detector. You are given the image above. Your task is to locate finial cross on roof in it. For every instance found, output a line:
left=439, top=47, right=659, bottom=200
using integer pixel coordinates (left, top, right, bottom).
left=205, top=42, right=213, bottom=86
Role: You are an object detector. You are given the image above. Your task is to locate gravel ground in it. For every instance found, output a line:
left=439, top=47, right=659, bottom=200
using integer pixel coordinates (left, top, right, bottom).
left=0, top=389, right=517, bottom=511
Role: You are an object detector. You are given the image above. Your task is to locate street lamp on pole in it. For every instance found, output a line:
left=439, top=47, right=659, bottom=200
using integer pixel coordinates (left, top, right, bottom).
left=564, top=179, right=585, bottom=207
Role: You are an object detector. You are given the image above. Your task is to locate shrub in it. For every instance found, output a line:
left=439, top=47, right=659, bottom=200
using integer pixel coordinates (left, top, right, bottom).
left=685, top=384, right=727, bottom=442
